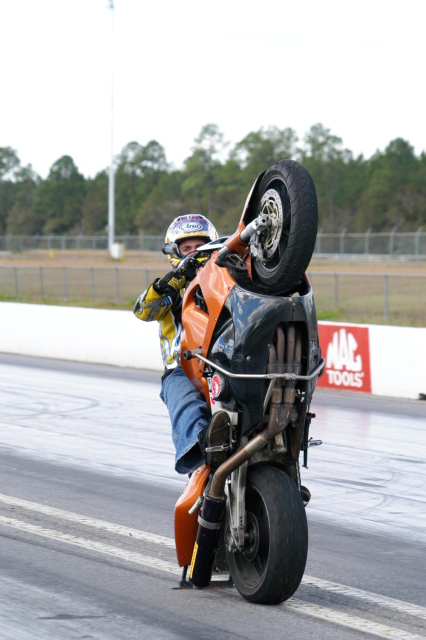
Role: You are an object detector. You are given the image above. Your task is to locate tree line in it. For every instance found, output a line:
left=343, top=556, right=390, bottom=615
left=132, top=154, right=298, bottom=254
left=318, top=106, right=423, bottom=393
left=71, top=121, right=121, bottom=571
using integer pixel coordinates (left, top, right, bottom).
left=1, top=123, right=425, bottom=237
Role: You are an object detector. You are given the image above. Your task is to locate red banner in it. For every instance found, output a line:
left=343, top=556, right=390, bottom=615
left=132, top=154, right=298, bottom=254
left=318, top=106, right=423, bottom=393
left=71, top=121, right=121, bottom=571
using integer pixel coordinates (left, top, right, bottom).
left=317, top=323, right=372, bottom=393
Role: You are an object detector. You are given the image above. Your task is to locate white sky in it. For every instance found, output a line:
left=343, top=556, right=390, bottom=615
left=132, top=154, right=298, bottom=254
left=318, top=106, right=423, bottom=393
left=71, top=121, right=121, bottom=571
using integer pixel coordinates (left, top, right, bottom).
left=1, top=0, right=425, bottom=179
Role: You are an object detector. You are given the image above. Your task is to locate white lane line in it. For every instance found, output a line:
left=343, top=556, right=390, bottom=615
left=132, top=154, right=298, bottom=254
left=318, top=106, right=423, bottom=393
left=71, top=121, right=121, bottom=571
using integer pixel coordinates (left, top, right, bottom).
left=0, top=516, right=180, bottom=576
left=302, top=576, right=426, bottom=621
left=287, top=600, right=425, bottom=640
left=1, top=494, right=425, bottom=623
left=0, top=492, right=174, bottom=548
left=1, top=515, right=425, bottom=640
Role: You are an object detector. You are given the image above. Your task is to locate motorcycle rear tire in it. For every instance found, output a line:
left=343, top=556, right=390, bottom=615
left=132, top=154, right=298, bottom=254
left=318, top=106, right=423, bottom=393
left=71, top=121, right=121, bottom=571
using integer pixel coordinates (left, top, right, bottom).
left=226, top=465, right=308, bottom=604
left=250, top=159, right=318, bottom=291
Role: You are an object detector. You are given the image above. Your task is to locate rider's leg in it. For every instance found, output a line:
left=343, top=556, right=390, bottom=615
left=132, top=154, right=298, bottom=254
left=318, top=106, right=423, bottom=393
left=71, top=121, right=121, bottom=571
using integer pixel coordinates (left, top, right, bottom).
left=160, top=366, right=210, bottom=474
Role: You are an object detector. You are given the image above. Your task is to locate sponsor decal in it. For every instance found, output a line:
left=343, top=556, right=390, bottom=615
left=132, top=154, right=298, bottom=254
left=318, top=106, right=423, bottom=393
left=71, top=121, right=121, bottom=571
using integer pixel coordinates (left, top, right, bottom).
left=189, top=542, right=198, bottom=579
left=211, top=373, right=221, bottom=398
left=183, top=222, right=203, bottom=232
left=317, top=324, right=371, bottom=393
left=207, top=375, right=216, bottom=405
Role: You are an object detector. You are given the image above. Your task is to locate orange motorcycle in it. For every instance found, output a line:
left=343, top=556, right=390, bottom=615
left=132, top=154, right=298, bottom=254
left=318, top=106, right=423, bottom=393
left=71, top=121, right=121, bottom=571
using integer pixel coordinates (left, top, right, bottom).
left=171, top=160, right=324, bottom=604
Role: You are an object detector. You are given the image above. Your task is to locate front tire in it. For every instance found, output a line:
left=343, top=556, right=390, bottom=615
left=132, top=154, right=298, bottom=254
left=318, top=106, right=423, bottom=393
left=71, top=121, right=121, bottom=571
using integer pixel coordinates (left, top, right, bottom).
left=226, top=465, right=308, bottom=604
left=249, top=159, right=318, bottom=291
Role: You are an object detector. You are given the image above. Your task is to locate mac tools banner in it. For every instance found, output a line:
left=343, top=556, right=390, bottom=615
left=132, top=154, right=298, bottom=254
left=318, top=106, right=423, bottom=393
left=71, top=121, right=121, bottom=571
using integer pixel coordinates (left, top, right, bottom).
left=317, top=323, right=372, bottom=393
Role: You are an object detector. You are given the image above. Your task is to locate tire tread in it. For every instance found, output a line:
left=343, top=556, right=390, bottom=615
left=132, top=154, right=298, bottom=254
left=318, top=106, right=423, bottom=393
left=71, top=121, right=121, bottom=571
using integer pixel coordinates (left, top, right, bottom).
left=251, top=159, right=318, bottom=290
left=227, top=465, right=308, bottom=604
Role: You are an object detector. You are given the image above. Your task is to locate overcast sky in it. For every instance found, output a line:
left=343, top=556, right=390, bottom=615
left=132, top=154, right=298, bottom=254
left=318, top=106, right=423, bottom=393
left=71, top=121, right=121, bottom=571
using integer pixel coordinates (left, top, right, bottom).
left=1, top=0, right=425, bottom=178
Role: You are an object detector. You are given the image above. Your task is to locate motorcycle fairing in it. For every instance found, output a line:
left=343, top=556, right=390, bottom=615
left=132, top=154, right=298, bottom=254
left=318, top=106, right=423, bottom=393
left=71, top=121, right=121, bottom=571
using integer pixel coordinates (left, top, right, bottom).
left=174, top=463, right=210, bottom=567
left=182, top=254, right=321, bottom=437
left=208, top=283, right=320, bottom=435
left=181, top=254, right=238, bottom=402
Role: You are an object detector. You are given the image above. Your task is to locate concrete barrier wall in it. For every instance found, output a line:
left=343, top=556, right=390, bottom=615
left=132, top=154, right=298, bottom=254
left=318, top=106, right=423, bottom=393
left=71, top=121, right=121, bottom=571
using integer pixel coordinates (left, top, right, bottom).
left=1, top=302, right=425, bottom=400
left=0, top=302, right=163, bottom=371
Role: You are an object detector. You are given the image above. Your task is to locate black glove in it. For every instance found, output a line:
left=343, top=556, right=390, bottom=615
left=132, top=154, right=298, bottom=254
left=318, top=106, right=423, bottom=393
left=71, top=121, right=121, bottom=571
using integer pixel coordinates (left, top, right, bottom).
left=153, top=270, right=186, bottom=297
left=179, top=256, right=199, bottom=281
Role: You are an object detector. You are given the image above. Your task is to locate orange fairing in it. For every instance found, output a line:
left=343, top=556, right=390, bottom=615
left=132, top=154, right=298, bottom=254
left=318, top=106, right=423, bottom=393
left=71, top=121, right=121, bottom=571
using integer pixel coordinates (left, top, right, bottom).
left=224, top=219, right=248, bottom=255
left=174, top=463, right=210, bottom=567
left=181, top=253, right=238, bottom=402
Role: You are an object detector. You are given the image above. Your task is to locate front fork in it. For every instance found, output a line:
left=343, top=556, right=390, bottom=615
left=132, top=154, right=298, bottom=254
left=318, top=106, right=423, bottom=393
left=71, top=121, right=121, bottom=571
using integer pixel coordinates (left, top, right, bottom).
left=224, top=456, right=306, bottom=553
left=224, top=460, right=248, bottom=552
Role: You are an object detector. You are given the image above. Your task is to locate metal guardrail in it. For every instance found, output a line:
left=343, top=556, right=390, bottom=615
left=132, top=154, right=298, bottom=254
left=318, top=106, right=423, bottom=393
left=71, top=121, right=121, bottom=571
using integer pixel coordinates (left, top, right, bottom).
left=0, top=265, right=425, bottom=324
left=1, top=230, right=426, bottom=260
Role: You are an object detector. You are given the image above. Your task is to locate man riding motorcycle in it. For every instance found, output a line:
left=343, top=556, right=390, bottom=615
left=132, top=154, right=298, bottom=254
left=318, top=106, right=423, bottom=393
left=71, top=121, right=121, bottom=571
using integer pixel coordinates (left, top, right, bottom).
left=133, top=214, right=228, bottom=474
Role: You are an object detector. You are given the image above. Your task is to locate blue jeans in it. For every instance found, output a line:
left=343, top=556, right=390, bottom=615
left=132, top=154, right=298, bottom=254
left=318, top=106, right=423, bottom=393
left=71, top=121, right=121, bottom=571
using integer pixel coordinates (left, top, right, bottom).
left=160, top=366, right=211, bottom=474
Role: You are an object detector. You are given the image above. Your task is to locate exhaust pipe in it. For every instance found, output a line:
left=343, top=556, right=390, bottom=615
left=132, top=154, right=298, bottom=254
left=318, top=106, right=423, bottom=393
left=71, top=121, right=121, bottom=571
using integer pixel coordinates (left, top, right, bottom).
left=189, top=494, right=226, bottom=588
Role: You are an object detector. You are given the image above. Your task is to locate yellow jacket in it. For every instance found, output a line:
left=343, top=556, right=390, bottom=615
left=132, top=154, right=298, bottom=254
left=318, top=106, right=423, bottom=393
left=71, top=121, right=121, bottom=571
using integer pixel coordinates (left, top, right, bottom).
left=134, top=283, right=184, bottom=371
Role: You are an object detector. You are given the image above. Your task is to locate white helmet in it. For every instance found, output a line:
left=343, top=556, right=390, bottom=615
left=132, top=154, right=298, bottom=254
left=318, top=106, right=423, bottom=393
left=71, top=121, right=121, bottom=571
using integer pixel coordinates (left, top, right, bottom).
left=164, top=214, right=218, bottom=268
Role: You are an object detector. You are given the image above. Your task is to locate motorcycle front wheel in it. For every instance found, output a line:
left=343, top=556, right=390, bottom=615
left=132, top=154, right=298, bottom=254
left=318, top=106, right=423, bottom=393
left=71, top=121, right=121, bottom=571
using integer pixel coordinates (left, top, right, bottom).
left=226, top=465, right=308, bottom=605
left=249, top=159, right=318, bottom=291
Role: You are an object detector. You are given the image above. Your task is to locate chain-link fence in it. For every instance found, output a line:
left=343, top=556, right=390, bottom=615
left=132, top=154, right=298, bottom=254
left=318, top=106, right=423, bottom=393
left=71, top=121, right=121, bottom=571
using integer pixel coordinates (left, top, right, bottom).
left=1, top=265, right=425, bottom=324
left=315, top=228, right=426, bottom=260
left=1, top=230, right=426, bottom=261
left=308, top=271, right=426, bottom=324
left=0, top=265, right=166, bottom=304
left=0, top=234, right=164, bottom=260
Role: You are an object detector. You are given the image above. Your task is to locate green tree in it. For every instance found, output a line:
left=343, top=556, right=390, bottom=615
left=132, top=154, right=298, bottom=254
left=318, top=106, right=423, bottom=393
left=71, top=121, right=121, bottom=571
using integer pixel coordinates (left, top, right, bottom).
left=2, top=128, right=425, bottom=239
left=210, top=126, right=301, bottom=232
left=0, top=147, right=21, bottom=233
left=0, top=147, right=20, bottom=179
left=6, top=165, right=40, bottom=234
left=182, top=124, right=227, bottom=222
left=31, top=156, right=86, bottom=234
left=135, top=171, right=185, bottom=234
left=232, top=126, right=298, bottom=176
left=354, top=138, right=420, bottom=230
left=302, top=123, right=345, bottom=163
left=336, top=155, right=368, bottom=231
left=80, top=171, right=109, bottom=234
left=115, top=140, right=169, bottom=233
left=300, top=123, right=352, bottom=230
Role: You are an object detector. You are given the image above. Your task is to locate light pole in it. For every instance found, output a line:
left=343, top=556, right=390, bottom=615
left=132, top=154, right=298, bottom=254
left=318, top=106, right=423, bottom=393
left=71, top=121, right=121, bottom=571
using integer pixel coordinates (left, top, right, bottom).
left=107, top=0, right=115, bottom=256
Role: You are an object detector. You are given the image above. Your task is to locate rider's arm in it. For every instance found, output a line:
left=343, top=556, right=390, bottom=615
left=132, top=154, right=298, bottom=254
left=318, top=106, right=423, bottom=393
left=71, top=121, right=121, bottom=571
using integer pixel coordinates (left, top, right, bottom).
left=133, top=283, right=173, bottom=322
left=133, top=270, right=186, bottom=322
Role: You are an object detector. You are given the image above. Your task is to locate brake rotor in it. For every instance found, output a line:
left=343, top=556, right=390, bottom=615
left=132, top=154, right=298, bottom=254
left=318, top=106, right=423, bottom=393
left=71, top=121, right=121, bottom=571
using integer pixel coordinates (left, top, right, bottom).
left=257, top=188, right=283, bottom=260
